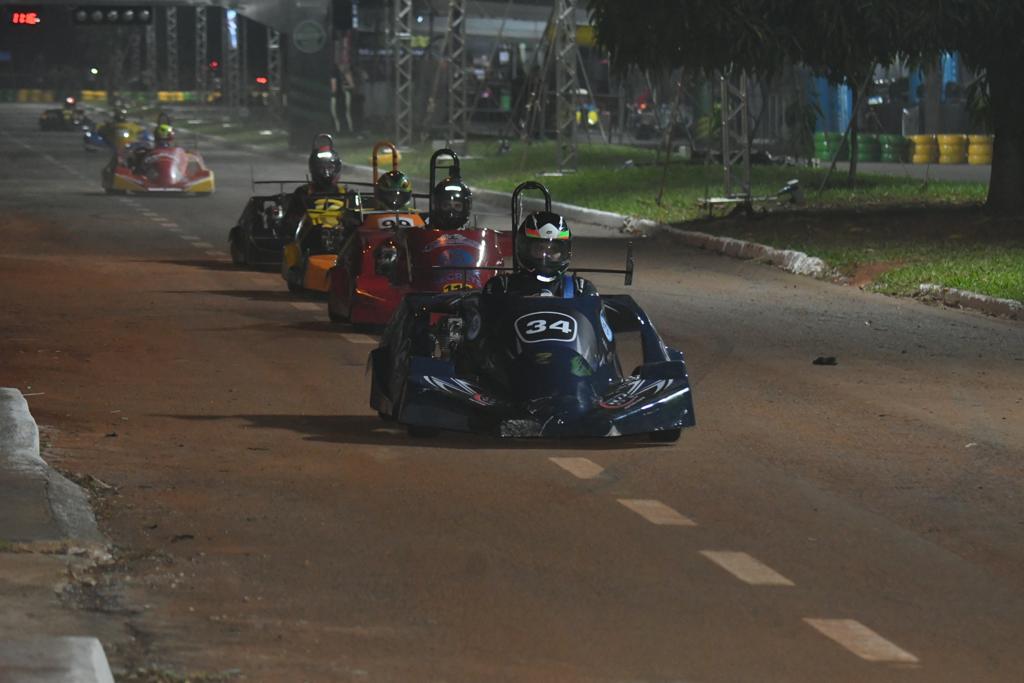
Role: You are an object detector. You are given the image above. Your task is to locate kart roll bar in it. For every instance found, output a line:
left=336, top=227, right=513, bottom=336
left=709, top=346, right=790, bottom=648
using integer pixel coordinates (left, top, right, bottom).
left=511, top=181, right=553, bottom=272
left=428, top=148, right=461, bottom=216
left=372, top=141, right=400, bottom=183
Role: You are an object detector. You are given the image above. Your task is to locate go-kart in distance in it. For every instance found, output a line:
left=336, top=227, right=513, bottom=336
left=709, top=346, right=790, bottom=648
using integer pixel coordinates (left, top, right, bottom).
left=101, top=112, right=214, bottom=195
left=39, top=96, right=92, bottom=131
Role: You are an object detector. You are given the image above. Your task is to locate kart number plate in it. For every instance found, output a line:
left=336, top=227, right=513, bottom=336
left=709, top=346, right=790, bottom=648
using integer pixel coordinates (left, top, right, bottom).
left=515, top=311, right=577, bottom=343
left=307, top=198, right=346, bottom=228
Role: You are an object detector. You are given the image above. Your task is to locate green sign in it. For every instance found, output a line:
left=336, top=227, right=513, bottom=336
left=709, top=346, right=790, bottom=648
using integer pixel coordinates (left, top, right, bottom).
left=293, top=19, right=327, bottom=54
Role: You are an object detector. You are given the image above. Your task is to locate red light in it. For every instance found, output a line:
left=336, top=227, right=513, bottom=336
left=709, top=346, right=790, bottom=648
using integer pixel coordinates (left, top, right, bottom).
left=209, top=60, right=219, bottom=70
left=11, top=11, right=42, bottom=25
left=255, top=77, right=268, bottom=85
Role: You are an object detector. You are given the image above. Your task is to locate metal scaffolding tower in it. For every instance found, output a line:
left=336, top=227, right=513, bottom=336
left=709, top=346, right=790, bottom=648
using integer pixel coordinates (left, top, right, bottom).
left=164, top=7, right=178, bottom=91
left=267, top=28, right=281, bottom=107
left=718, top=70, right=751, bottom=198
left=195, top=6, right=207, bottom=96
left=446, top=0, right=468, bottom=146
left=392, top=0, right=413, bottom=147
left=553, top=0, right=579, bottom=172
left=144, top=19, right=157, bottom=90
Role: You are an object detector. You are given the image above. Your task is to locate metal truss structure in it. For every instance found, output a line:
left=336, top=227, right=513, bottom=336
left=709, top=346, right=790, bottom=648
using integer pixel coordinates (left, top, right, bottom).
left=718, top=70, right=751, bottom=198
left=144, top=19, right=157, bottom=90
left=195, top=6, right=207, bottom=95
left=392, top=0, right=413, bottom=147
left=164, top=7, right=178, bottom=90
left=445, top=0, right=468, bottom=146
left=553, top=0, right=578, bottom=172
left=267, top=28, right=281, bottom=107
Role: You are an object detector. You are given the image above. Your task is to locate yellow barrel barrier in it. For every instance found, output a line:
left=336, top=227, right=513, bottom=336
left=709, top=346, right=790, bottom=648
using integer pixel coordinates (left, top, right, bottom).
left=938, top=134, right=967, bottom=164
left=910, top=134, right=938, bottom=164
left=80, top=90, right=108, bottom=102
left=968, top=134, right=994, bottom=165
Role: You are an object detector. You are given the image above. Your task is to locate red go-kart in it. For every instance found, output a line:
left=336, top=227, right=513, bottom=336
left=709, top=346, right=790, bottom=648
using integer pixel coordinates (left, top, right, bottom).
left=327, top=145, right=512, bottom=326
left=101, top=116, right=214, bottom=195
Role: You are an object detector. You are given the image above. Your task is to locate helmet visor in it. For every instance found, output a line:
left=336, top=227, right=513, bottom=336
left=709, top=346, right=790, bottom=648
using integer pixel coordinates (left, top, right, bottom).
left=521, top=239, right=570, bottom=277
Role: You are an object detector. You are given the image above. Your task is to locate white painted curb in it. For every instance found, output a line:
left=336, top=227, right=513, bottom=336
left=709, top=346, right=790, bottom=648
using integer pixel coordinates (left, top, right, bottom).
left=0, top=387, right=41, bottom=474
left=0, top=636, right=114, bottom=683
left=656, top=227, right=829, bottom=277
left=918, top=284, right=1023, bottom=320
left=0, top=388, right=105, bottom=545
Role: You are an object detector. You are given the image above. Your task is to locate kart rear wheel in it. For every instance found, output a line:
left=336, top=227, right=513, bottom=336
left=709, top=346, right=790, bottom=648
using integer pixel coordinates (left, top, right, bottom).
left=229, top=231, right=248, bottom=266
left=649, top=428, right=681, bottom=443
left=327, top=287, right=348, bottom=323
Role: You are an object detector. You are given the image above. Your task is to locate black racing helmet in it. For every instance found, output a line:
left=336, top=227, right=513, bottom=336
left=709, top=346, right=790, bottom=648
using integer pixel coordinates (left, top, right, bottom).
left=308, top=142, right=342, bottom=189
left=114, top=106, right=129, bottom=123
left=375, top=170, right=413, bottom=210
left=429, top=177, right=472, bottom=229
left=515, top=211, right=572, bottom=281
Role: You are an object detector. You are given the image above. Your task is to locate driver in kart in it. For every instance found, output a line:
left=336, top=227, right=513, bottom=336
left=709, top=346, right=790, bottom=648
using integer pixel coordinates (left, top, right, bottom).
left=280, top=137, right=348, bottom=247
left=127, top=120, right=174, bottom=173
left=153, top=121, right=174, bottom=148
left=428, top=178, right=472, bottom=230
left=483, top=211, right=596, bottom=298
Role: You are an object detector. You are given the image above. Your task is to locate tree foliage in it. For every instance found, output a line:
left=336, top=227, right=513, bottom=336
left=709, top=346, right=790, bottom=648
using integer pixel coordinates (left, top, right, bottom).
left=588, top=0, right=1024, bottom=212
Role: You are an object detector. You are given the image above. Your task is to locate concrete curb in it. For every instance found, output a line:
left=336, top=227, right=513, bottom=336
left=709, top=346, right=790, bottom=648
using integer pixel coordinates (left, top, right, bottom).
left=655, top=226, right=829, bottom=277
left=0, top=388, right=105, bottom=546
left=918, top=284, right=1024, bottom=320
left=0, top=636, right=114, bottom=683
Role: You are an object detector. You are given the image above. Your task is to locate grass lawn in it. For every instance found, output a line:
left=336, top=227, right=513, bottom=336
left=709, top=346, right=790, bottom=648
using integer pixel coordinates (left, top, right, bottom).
left=694, top=206, right=1024, bottom=303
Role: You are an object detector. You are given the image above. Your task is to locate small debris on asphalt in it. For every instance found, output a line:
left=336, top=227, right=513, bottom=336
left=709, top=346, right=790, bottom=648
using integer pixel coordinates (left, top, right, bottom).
left=105, top=431, right=118, bottom=437
left=965, top=443, right=978, bottom=449
left=170, top=534, right=195, bottom=543
left=812, top=356, right=838, bottom=366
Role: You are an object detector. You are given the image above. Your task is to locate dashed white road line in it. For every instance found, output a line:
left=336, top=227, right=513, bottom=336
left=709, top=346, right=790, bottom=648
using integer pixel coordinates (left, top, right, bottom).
left=699, top=551, right=795, bottom=586
left=550, top=457, right=604, bottom=479
left=341, top=333, right=378, bottom=345
left=290, top=302, right=322, bottom=312
left=193, top=241, right=215, bottom=249
left=617, top=499, right=696, bottom=526
left=804, top=618, right=919, bottom=664
left=180, top=235, right=201, bottom=241
left=205, top=250, right=224, bottom=257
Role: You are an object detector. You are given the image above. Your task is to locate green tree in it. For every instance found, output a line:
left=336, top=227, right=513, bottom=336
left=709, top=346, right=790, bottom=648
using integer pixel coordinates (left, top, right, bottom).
left=588, top=0, right=1024, bottom=213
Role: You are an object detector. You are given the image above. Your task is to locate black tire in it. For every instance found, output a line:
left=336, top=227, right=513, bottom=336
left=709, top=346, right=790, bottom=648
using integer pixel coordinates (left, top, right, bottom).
left=377, top=410, right=396, bottom=422
left=327, top=286, right=348, bottom=323
left=285, top=267, right=303, bottom=293
left=407, top=424, right=440, bottom=438
left=229, top=231, right=247, bottom=266
left=649, top=428, right=681, bottom=443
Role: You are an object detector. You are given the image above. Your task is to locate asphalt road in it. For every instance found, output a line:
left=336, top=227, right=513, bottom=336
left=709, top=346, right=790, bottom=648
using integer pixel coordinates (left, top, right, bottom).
left=1, top=103, right=1023, bottom=682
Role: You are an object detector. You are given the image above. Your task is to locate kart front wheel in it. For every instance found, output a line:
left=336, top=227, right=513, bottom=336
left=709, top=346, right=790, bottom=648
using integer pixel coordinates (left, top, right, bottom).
left=407, top=424, right=439, bottom=438
left=649, top=428, right=681, bottom=443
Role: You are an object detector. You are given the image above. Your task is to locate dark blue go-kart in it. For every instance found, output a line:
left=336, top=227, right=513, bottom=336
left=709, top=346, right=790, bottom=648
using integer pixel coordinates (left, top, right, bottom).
left=368, top=182, right=695, bottom=441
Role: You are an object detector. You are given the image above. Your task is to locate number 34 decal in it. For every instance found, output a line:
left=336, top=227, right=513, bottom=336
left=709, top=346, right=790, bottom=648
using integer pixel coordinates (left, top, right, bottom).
left=514, top=311, right=578, bottom=343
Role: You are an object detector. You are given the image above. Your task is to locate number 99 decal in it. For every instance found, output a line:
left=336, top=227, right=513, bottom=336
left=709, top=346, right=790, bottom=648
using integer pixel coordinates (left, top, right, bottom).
left=514, top=311, right=578, bottom=343
left=379, top=217, right=416, bottom=229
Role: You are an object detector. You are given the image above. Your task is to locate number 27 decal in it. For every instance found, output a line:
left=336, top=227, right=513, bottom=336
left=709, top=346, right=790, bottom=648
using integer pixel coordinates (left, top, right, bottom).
left=514, top=311, right=578, bottom=343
